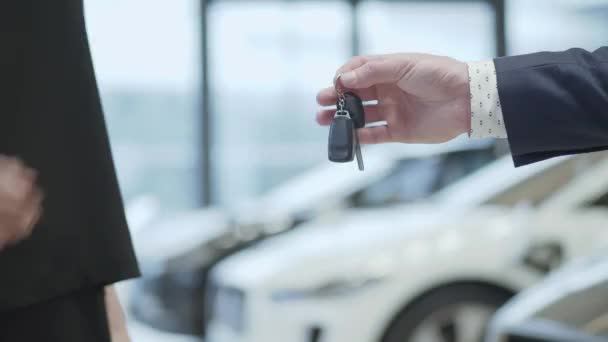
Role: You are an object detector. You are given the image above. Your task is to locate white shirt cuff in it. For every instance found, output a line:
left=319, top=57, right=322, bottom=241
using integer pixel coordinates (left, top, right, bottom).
left=466, top=60, right=507, bottom=139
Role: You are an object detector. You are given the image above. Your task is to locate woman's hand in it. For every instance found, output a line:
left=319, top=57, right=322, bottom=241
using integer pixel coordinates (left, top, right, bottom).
left=0, top=156, right=43, bottom=251
left=105, top=286, right=132, bottom=342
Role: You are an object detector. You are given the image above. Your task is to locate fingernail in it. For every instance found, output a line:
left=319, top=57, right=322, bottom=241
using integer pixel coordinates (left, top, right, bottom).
left=340, top=71, right=355, bottom=86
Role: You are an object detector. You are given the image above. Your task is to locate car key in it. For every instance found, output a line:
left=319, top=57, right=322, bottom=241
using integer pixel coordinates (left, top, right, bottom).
left=327, top=76, right=365, bottom=170
left=343, top=92, right=365, bottom=129
left=342, top=92, right=365, bottom=171
left=328, top=95, right=355, bottom=163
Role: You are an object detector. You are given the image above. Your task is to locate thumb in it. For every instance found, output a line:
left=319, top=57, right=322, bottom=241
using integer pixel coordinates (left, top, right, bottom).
left=340, top=59, right=407, bottom=89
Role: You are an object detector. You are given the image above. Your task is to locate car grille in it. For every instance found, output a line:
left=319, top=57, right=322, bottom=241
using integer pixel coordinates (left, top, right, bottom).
left=207, top=283, right=247, bottom=333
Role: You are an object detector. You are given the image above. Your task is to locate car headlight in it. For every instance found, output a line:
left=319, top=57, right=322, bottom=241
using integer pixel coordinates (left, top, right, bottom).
left=207, top=284, right=247, bottom=333
left=271, top=274, right=387, bottom=302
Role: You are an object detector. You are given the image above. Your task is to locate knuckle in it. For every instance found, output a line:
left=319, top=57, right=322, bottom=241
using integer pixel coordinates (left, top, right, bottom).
left=390, top=61, right=405, bottom=77
left=396, top=59, right=416, bottom=81
left=13, top=186, right=31, bottom=204
left=362, top=62, right=376, bottom=75
left=17, top=211, right=31, bottom=225
left=351, top=55, right=367, bottom=66
left=8, top=158, right=25, bottom=171
left=337, top=55, right=367, bottom=75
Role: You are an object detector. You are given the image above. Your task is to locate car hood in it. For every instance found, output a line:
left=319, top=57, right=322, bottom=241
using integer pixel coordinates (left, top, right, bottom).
left=133, top=207, right=231, bottom=264
left=212, top=204, right=507, bottom=286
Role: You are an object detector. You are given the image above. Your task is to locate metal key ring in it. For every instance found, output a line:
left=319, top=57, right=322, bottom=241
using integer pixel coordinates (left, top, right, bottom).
left=334, top=74, right=345, bottom=98
left=334, top=74, right=347, bottom=111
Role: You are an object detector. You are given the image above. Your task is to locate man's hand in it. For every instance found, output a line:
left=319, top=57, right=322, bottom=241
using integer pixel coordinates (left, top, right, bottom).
left=316, top=53, right=471, bottom=144
left=0, top=156, right=43, bottom=251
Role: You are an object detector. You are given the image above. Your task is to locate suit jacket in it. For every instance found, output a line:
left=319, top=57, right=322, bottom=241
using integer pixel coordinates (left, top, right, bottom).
left=0, top=0, right=139, bottom=311
left=495, top=47, right=608, bottom=166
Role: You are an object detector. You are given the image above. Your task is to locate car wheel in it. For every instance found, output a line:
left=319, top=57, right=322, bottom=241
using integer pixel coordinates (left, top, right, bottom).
left=381, top=284, right=513, bottom=342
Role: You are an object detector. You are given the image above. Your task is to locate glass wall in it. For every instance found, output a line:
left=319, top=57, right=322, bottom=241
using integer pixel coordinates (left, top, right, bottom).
left=208, top=1, right=352, bottom=205
left=85, top=0, right=201, bottom=214
left=507, top=0, right=608, bottom=54
left=358, top=0, right=496, bottom=60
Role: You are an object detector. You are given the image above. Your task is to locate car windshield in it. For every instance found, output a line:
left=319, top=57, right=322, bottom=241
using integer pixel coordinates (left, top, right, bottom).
left=434, top=152, right=608, bottom=207
left=351, top=149, right=496, bottom=207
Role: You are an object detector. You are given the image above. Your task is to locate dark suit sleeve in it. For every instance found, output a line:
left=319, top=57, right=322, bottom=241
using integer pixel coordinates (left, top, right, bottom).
left=494, top=47, right=608, bottom=166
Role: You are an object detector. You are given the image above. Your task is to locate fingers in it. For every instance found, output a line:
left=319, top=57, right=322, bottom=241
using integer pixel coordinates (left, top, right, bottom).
left=0, top=156, right=43, bottom=249
left=105, top=286, right=131, bottom=342
left=16, top=189, right=43, bottom=240
left=0, top=196, right=42, bottom=246
left=334, top=55, right=375, bottom=79
left=316, top=55, right=386, bottom=107
left=0, top=160, right=37, bottom=209
left=316, top=86, right=378, bottom=106
left=358, top=125, right=393, bottom=145
left=315, top=109, right=334, bottom=126
left=316, top=105, right=386, bottom=126
left=341, top=59, right=409, bottom=89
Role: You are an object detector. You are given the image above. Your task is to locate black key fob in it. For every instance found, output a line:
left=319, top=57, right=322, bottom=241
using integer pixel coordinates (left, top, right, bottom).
left=343, top=92, right=365, bottom=129
left=328, top=115, right=354, bottom=162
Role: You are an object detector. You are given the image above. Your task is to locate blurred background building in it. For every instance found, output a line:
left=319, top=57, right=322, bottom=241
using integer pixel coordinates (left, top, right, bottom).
left=82, top=0, right=608, bottom=341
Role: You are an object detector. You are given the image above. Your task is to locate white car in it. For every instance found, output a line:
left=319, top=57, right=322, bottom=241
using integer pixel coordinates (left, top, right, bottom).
left=206, top=152, right=608, bottom=342
left=130, top=139, right=497, bottom=336
left=229, top=138, right=498, bottom=240
left=487, top=251, right=608, bottom=342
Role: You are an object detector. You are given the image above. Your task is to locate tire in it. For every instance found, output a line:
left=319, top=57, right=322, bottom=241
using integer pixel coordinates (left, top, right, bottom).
left=381, top=284, right=514, bottom=342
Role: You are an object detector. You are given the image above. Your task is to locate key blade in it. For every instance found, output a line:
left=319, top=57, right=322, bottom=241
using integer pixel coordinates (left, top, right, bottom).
left=354, top=129, right=364, bottom=171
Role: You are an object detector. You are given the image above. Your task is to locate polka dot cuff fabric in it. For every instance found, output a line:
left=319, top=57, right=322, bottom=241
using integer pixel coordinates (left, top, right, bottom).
left=467, top=61, right=507, bottom=139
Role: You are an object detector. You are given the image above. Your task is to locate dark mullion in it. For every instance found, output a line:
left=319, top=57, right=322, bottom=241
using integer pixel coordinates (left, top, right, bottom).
left=200, top=0, right=212, bottom=206
left=350, top=0, right=360, bottom=57
left=491, top=0, right=507, bottom=57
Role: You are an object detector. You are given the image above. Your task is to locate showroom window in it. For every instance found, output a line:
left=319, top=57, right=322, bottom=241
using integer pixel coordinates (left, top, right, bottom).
left=85, top=0, right=201, bottom=214
left=507, top=0, right=608, bottom=54
left=207, top=0, right=502, bottom=206
left=358, top=0, right=496, bottom=60
left=207, top=1, right=352, bottom=205
left=84, top=0, right=515, bottom=209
